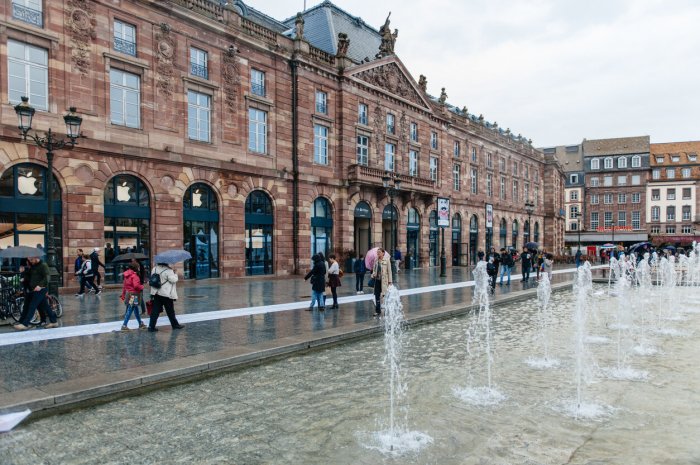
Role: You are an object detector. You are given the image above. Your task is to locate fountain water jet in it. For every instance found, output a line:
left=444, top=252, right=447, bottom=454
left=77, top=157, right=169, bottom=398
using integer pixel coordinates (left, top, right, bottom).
left=526, top=273, right=560, bottom=369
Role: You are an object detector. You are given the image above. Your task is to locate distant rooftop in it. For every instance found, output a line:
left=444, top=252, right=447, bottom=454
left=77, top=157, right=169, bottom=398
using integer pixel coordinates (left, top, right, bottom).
left=582, top=136, right=650, bottom=156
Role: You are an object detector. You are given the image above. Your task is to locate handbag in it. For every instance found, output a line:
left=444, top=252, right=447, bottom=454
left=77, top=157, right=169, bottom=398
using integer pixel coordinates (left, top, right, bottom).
left=146, top=298, right=154, bottom=316
left=367, top=277, right=376, bottom=288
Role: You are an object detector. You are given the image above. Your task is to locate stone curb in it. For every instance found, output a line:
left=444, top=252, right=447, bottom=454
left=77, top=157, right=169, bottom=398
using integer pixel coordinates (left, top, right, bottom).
left=1, top=281, right=574, bottom=420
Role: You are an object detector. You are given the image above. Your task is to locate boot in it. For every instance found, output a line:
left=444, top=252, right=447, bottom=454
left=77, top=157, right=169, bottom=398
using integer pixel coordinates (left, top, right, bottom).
left=306, top=305, right=313, bottom=311
left=319, top=306, right=325, bottom=312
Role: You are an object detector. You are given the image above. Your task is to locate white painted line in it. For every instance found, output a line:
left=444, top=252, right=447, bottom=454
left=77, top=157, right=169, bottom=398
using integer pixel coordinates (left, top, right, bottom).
left=0, top=266, right=602, bottom=347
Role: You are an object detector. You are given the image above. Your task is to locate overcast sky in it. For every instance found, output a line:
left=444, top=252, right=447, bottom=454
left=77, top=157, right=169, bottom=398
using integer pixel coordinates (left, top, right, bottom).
left=246, top=0, right=700, bottom=147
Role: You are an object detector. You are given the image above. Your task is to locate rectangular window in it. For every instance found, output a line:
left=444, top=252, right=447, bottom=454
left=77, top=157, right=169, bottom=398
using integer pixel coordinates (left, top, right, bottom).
left=667, top=168, right=675, bottom=179
left=690, top=155, right=698, bottom=162
left=512, top=180, right=519, bottom=202
left=500, top=176, right=506, bottom=199
left=386, top=113, right=395, bottom=134
left=632, top=175, right=641, bottom=185
left=12, top=0, right=43, bottom=27
left=109, top=68, right=140, bottom=128
left=650, top=226, right=660, bottom=234
left=570, top=190, right=579, bottom=201
left=652, top=169, right=660, bottom=180
left=683, top=187, right=692, bottom=200
left=430, top=156, right=438, bottom=181
left=114, top=20, right=136, bottom=56
left=570, top=221, right=578, bottom=231
left=604, top=211, right=613, bottom=227
left=251, top=69, right=265, bottom=96
left=590, top=212, right=599, bottom=230
left=618, top=193, right=626, bottom=204
left=570, top=174, right=579, bottom=184
left=187, top=90, right=210, bottom=142
left=248, top=108, right=267, bottom=153
left=682, top=225, right=693, bottom=234
left=525, top=165, right=529, bottom=179
left=604, top=193, right=613, bottom=204
left=486, top=173, right=492, bottom=197
left=534, top=186, right=539, bottom=205
left=570, top=205, right=579, bottom=217
left=667, top=206, right=675, bottom=221
left=604, top=176, right=613, bottom=187
left=471, top=168, right=478, bottom=194
left=356, top=135, right=369, bottom=165
left=590, top=177, right=599, bottom=187
left=384, top=143, right=395, bottom=171
left=631, top=156, right=641, bottom=168
left=315, top=91, right=327, bottom=114
left=454, top=141, right=460, bottom=157
left=410, top=122, right=418, bottom=142
left=617, top=175, right=627, bottom=186
left=513, top=162, right=518, bottom=176
left=471, top=147, right=477, bottom=162
left=651, top=207, right=660, bottom=221
left=591, top=194, right=599, bottom=204
left=358, top=103, right=368, bottom=125
left=487, top=152, right=493, bottom=168
left=656, top=156, right=664, bottom=163
left=453, top=164, right=461, bottom=190
left=672, top=155, right=680, bottom=162
left=618, top=211, right=626, bottom=227
left=683, top=205, right=691, bottom=220
left=604, top=158, right=613, bottom=169
left=500, top=158, right=506, bottom=171
left=409, top=150, right=418, bottom=176
left=666, top=225, right=676, bottom=234
left=314, top=125, right=329, bottom=164
left=632, top=193, right=640, bottom=203
left=524, top=182, right=529, bottom=201
left=431, top=131, right=438, bottom=150
left=667, top=189, right=676, bottom=200
left=8, top=40, right=48, bottom=110
left=651, top=189, right=660, bottom=200
left=190, top=47, right=208, bottom=79
left=632, top=211, right=640, bottom=229
left=682, top=168, right=691, bottom=178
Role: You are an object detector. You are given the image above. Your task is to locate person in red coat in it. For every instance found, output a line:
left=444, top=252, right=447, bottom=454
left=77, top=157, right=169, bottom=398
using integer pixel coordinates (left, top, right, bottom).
left=120, top=263, right=146, bottom=331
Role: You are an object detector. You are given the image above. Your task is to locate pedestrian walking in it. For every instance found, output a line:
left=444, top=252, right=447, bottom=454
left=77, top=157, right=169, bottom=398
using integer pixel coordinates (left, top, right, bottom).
left=90, top=247, right=106, bottom=289
left=76, top=254, right=100, bottom=296
left=130, top=258, right=147, bottom=315
left=327, top=254, right=341, bottom=309
left=370, top=248, right=392, bottom=316
left=544, top=253, right=554, bottom=281
left=148, top=263, right=184, bottom=332
left=394, top=248, right=402, bottom=273
left=354, top=253, right=366, bottom=294
left=74, top=248, right=84, bottom=288
left=575, top=249, right=582, bottom=268
left=304, top=254, right=326, bottom=311
left=120, top=263, right=146, bottom=331
left=499, top=248, right=513, bottom=285
left=520, top=247, right=532, bottom=282
left=14, top=256, right=58, bottom=330
left=486, top=257, right=498, bottom=293
left=489, top=247, right=501, bottom=281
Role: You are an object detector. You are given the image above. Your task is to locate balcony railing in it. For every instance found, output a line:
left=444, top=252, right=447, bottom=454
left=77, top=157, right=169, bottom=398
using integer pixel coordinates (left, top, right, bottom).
left=12, top=2, right=42, bottom=28
left=190, top=62, right=208, bottom=79
left=251, top=83, right=266, bottom=97
left=347, top=164, right=436, bottom=194
left=114, top=37, right=136, bottom=56
left=316, top=103, right=327, bottom=114
left=171, top=0, right=224, bottom=21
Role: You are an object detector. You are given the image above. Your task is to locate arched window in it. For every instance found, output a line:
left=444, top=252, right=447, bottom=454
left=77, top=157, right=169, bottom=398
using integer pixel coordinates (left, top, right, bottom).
left=499, top=218, right=507, bottom=248
left=183, top=183, right=219, bottom=279
left=524, top=220, right=530, bottom=243
left=452, top=213, right=462, bottom=266
left=631, top=155, right=641, bottom=168
left=104, top=174, right=150, bottom=283
left=604, top=157, right=613, bottom=169
left=406, top=208, right=420, bottom=268
left=512, top=220, right=519, bottom=249
left=591, top=159, right=600, bottom=170
left=617, top=157, right=627, bottom=168
left=311, top=197, right=333, bottom=258
left=534, top=222, right=540, bottom=243
left=245, top=191, right=274, bottom=275
left=469, top=214, right=478, bottom=264
left=0, top=163, right=63, bottom=281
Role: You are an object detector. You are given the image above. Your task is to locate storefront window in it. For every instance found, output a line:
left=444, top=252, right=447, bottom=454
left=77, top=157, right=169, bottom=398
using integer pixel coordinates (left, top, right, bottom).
left=311, top=197, right=333, bottom=259
left=183, top=183, right=219, bottom=279
left=245, top=190, right=273, bottom=275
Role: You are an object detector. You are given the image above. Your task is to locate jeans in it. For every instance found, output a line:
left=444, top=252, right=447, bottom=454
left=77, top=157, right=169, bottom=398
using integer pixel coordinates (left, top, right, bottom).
left=355, top=273, right=365, bottom=292
left=122, top=295, right=143, bottom=327
left=522, top=264, right=530, bottom=281
left=20, top=288, right=54, bottom=326
left=499, top=265, right=511, bottom=284
left=309, top=290, right=325, bottom=310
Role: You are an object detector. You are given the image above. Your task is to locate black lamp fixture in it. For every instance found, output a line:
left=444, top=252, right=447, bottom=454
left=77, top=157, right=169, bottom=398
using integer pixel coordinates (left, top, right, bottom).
left=14, top=96, right=83, bottom=296
left=382, top=171, right=401, bottom=281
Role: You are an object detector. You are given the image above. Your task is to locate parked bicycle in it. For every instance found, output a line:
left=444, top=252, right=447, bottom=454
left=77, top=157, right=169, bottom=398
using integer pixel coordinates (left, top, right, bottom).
left=0, top=280, right=22, bottom=322
left=13, top=291, right=64, bottom=325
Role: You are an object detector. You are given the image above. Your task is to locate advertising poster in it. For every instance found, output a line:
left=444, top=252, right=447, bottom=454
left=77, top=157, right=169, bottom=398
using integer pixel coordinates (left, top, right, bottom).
left=485, top=203, right=493, bottom=229
left=437, top=197, right=450, bottom=227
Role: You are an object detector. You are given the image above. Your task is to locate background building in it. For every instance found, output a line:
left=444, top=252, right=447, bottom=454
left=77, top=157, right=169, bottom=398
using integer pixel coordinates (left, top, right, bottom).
left=545, top=144, right=585, bottom=252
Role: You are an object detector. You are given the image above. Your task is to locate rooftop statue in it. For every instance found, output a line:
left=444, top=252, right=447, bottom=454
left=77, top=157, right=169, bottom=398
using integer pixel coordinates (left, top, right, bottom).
left=294, top=12, right=305, bottom=40
left=376, top=13, right=398, bottom=58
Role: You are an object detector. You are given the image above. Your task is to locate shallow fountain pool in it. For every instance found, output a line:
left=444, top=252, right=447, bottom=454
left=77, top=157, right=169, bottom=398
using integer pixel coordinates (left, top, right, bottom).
left=2, top=285, right=700, bottom=464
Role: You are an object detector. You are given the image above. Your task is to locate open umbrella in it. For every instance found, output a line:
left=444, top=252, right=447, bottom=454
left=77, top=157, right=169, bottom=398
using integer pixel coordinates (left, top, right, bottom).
left=629, top=241, right=651, bottom=252
left=364, top=247, right=379, bottom=271
left=111, top=252, right=149, bottom=263
left=663, top=245, right=676, bottom=252
left=0, top=246, right=45, bottom=258
left=600, top=243, right=616, bottom=249
left=525, top=242, right=538, bottom=250
left=153, top=249, right=192, bottom=265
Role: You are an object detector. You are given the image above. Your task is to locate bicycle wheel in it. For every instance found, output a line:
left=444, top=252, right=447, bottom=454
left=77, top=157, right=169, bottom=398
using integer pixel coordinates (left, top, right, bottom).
left=10, top=297, right=23, bottom=322
left=49, top=295, right=63, bottom=318
left=30, top=309, right=41, bottom=325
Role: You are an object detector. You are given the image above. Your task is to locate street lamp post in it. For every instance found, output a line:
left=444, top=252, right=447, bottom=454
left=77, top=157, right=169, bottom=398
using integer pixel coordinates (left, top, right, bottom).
left=524, top=199, right=535, bottom=246
left=440, top=221, right=447, bottom=277
left=382, top=172, right=401, bottom=283
left=14, top=97, right=82, bottom=296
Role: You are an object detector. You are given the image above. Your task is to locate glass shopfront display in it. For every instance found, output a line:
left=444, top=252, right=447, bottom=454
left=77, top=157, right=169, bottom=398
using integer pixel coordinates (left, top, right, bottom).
left=245, top=190, right=273, bottom=276
left=183, top=183, right=219, bottom=280
left=311, top=197, right=333, bottom=258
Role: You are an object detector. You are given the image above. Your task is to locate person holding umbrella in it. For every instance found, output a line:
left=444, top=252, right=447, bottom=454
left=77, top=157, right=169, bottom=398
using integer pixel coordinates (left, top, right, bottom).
left=147, top=250, right=188, bottom=332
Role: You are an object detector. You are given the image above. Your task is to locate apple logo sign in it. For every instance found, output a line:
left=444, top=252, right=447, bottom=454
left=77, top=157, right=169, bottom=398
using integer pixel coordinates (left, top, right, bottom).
left=17, top=171, right=38, bottom=195
left=116, top=181, right=131, bottom=202
left=192, top=189, right=203, bottom=207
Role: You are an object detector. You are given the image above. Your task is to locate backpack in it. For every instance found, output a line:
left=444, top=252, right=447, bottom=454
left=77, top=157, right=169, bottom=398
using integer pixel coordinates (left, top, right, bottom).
left=149, top=269, right=164, bottom=289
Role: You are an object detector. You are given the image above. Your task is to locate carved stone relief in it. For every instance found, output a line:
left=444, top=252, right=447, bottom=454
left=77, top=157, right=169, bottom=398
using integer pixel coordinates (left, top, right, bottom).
left=222, top=45, right=241, bottom=112
left=65, top=0, right=97, bottom=76
left=354, top=63, right=424, bottom=107
left=372, top=103, right=383, bottom=164
left=155, top=23, right=176, bottom=97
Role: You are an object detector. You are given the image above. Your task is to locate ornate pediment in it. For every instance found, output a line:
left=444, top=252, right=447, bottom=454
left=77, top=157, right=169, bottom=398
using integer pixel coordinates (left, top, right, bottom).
left=351, top=62, right=429, bottom=109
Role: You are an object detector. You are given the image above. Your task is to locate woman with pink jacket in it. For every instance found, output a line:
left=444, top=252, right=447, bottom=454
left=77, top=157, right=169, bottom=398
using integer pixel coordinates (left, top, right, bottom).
left=120, top=263, right=146, bottom=331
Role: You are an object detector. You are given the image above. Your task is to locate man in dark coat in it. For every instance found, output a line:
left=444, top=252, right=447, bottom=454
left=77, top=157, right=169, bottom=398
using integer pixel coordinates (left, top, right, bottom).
left=304, top=254, right=327, bottom=311
left=520, top=248, right=532, bottom=282
left=14, top=256, right=57, bottom=330
left=90, top=247, right=106, bottom=288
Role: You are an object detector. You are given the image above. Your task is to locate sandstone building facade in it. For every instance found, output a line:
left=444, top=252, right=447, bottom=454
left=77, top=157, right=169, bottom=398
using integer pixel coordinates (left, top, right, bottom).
left=0, top=0, right=560, bottom=286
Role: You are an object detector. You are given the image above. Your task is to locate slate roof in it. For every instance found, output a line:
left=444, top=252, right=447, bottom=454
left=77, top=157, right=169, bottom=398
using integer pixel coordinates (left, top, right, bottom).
left=582, top=136, right=650, bottom=156
left=282, top=1, right=381, bottom=64
left=226, top=1, right=289, bottom=33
